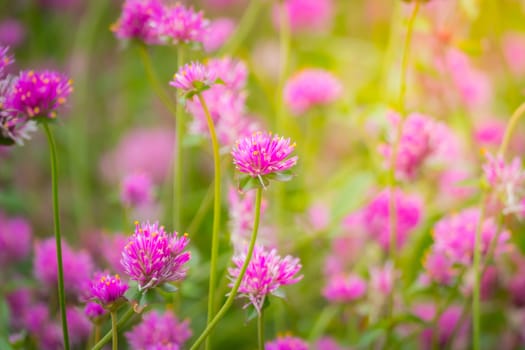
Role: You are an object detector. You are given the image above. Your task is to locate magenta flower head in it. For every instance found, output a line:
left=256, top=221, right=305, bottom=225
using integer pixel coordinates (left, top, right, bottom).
left=111, top=0, right=164, bottom=45
left=229, top=245, right=302, bottom=313
left=125, top=310, right=192, bottom=349
left=120, top=172, right=154, bottom=208
left=232, top=131, right=298, bottom=189
left=121, top=221, right=191, bottom=291
left=89, top=272, right=129, bottom=310
left=284, top=68, right=342, bottom=115
left=323, top=274, right=367, bottom=303
left=272, top=0, right=334, bottom=34
left=170, top=61, right=217, bottom=98
left=266, top=335, right=309, bottom=350
left=161, top=3, right=209, bottom=44
left=5, top=70, right=73, bottom=120
left=0, top=212, right=32, bottom=264
left=84, top=302, right=106, bottom=321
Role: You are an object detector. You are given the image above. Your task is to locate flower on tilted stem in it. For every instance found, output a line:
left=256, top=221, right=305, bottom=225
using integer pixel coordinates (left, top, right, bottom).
left=121, top=221, right=191, bottom=291
left=120, top=172, right=154, bottom=208
left=284, top=68, right=342, bottom=115
left=228, top=245, right=303, bottom=314
left=266, top=335, right=309, bottom=350
left=231, top=131, right=298, bottom=189
left=160, top=3, right=209, bottom=44
left=125, top=310, right=192, bottom=349
left=89, top=272, right=129, bottom=310
left=111, top=0, right=164, bottom=45
left=170, top=61, right=217, bottom=98
left=323, top=273, right=367, bottom=303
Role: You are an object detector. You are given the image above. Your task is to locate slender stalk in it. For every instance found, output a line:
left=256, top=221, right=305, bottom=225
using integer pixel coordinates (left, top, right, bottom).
left=217, top=0, right=264, bottom=56
left=94, top=324, right=100, bottom=344
left=187, top=182, right=214, bottom=235
left=197, top=93, right=222, bottom=350
left=190, top=187, right=263, bottom=350
left=258, top=309, right=265, bottom=350
left=42, top=123, right=70, bottom=350
left=111, top=312, right=118, bottom=350
left=91, top=307, right=135, bottom=350
left=498, top=101, right=525, bottom=157
left=174, top=47, right=185, bottom=230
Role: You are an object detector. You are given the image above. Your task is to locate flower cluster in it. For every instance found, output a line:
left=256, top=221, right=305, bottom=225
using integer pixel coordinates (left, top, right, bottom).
left=228, top=245, right=302, bottom=313
left=170, top=61, right=217, bottom=98
left=89, top=273, right=128, bottom=309
left=121, top=221, right=191, bottom=291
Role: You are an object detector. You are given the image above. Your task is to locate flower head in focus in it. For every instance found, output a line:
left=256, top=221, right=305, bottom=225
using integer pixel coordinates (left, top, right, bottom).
left=89, top=272, right=128, bottom=310
left=170, top=61, right=217, bottom=98
left=111, top=0, right=164, bottom=45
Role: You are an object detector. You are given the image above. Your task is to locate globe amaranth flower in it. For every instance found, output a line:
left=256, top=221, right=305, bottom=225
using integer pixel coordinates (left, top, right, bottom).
left=111, top=0, right=164, bottom=45
left=323, top=274, right=367, bottom=303
left=228, top=245, right=302, bottom=313
left=89, top=272, right=129, bottom=309
left=266, top=335, right=309, bottom=350
left=0, top=211, right=32, bottom=264
left=232, top=131, right=298, bottom=189
left=125, top=310, right=192, bottom=349
left=160, top=3, right=209, bottom=44
left=170, top=61, right=217, bottom=98
left=120, top=172, right=154, bottom=208
left=203, top=18, right=235, bottom=53
left=284, top=68, right=342, bottom=115
left=84, top=302, right=106, bottom=321
left=121, top=221, right=190, bottom=291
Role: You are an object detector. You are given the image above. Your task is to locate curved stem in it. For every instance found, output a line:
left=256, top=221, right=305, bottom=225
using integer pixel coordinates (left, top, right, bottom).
left=42, top=123, right=70, bottom=350
left=258, top=308, right=265, bottom=350
left=174, top=47, right=185, bottom=230
left=498, top=101, right=525, bottom=157
left=197, top=93, right=222, bottom=350
left=190, top=187, right=263, bottom=350
left=91, top=307, right=135, bottom=350
left=111, top=312, right=118, bottom=350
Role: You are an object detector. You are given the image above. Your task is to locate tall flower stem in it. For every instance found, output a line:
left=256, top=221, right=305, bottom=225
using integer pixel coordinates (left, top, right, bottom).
left=190, top=187, right=263, bottom=350
left=174, top=47, right=185, bottom=230
left=197, top=93, right=222, bottom=350
left=91, top=306, right=136, bottom=350
left=258, top=309, right=265, bottom=350
left=498, top=101, right=525, bottom=157
left=42, top=122, right=70, bottom=350
left=111, top=312, right=118, bottom=350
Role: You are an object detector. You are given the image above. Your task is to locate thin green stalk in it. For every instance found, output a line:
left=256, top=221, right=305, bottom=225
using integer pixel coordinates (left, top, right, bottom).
left=197, top=93, right=222, bottom=350
left=94, top=324, right=100, bottom=344
left=91, top=307, right=135, bottom=350
left=174, top=47, right=185, bottom=230
left=498, top=101, right=525, bottom=157
left=258, top=308, right=265, bottom=350
left=190, top=187, right=263, bottom=350
left=42, top=123, right=70, bottom=350
left=217, top=0, right=264, bottom=56
left=111, top=312, right=118, bottom=350
left=307, top=304, right=339, bottom=342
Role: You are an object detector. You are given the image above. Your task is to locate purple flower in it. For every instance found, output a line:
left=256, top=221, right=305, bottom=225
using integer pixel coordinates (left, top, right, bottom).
left=121, top=221, right=191, bottom=291
left=414, top=304, right=468, bottom=350
left=323, top=274, right=367, bottom=303
left=0, top=212, right=32, bottom=264
left=84, top=301, right=106, bottom=320
left=89, top=272, right=129, bottom=308
left=4, top=70, right=73, bottom=120
left=228, top=245, right=302, bottom=313
left=283, top=68, right=342, bottom=115
left=161, top=3, right=209, bottom=44
left=125, top=310, right=192, bottom=349
left=6, top=288, right=32, bottom=329
left=266, top=335, right=309, bottom=350
left=0, top=20, right=26, bottom=48
left=231, top=131, right=298, bottom=185
left=66, top=306, right=91, bottom=345
left=203, top=18, right=235, bottom=53
left=170, top=61, right=217, bottom=97
left=111, top=0, right=164, bottom=45
left=120, top=172, right=154, bottom=208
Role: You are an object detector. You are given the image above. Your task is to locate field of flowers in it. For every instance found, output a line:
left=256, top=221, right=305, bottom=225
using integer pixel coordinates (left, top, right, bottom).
left=2, top=0, right=525, bottom=349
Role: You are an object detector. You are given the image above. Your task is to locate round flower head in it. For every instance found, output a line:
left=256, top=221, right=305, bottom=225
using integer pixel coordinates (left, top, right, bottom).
left=84, top=302, right=106, bottom=320
left=170, top=61, right=217, bottom=98
left=5, top=70, right=73, bottom=120
left=323, top=274, right=367, bottom=303
left=121, top=221, right=191, bottom=291
left=161, top=3, right=209, bottom=44
left=284, top=68, right=342, bottom=115
left=232, top=131, right=298, bottom=189
left=120, top=172, right=154, bottom=208
left=89, top=273, right=128, bottom=309
left=266, top=335, right=309, bottom=350
left=111, top=0, right=164, bottom=45
left=228, top=245, right=302, bottom=313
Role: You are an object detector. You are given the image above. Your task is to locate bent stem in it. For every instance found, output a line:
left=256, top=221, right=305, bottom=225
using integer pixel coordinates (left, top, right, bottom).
left=111, top=312, right=118, bottom=350
left=42, top=123, right=70, bottom=350
left=258, top=309, right=265, bottom=350
left=91, top=306, right=136, bottom=350
left=174, top=47, right=185, bottom=230
left=197, top=93, right=222, bottom=350
left=498, top=101, right=525, bottom=157
left=190, top=187, right=263, bottom=350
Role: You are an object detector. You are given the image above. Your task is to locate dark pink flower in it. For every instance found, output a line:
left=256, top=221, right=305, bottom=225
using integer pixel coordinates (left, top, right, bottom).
left=111, top=0, right=164, bottom=45
left=161, top=3, right=209, bottom=44
left=84, top=301, right=106, bottom=320
left=323, top=274, right=367, bottom=303
left=0, top=212, right=32, bottom=264
left=89, top=272, right=129, bottom=308
left=266, top=335, right=309, bottom=350
left=170, top=61, right=217, bottom=97
left=120, top=172, right=154, bottom=208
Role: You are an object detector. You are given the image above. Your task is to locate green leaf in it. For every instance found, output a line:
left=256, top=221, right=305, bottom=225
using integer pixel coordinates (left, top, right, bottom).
left=160, top=283, right=178, bottom=293
left=124, top=281, right=140, bottom=302
left=266, top=170, right=294, bottom=182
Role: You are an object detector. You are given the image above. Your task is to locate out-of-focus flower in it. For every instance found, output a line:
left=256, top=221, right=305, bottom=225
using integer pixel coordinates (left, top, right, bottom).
left=84, top=301, right=106, bottom=320
left=229, top=245, right=302, bottom=313
left=306, top=202, right=330, bottom=232
left=323, top=274, right=367, bottom=303
left=474, top=119, right=505, bottom=148
left=102, top=233, right=129, bottom=275
left=126, top=310, right=192, bottom=349
left=0, top=20, right=26, bottom=48
left=21, top=303, right=62, bottom=350
left=170, top=61, right=217, bottom=98
left=66, top=306, right=91, bottom=345
left=414, top=304, right=468, bottom=350
left=266, top=335, right=309, bottom=350
left=272, top=0, right=334, bottom=34
left=121, top=221, right=190, bottom=291
left=0, top=212, right=32, bottom=264
left=161, top=3, right=209, bottom=44
left=370, top=261, right=396, bottom=296
left=89, top=273, right=128, bottom=308
left=203, top=18, right=235, bottom=52
left=503, top=32, right=525, bottom=76
left=120, top=172, right=154, bottom=208
left=6, top=288, right=32, bottom=329
left=34, top=238, right=94, bottom=294
left=111, top=0, right=164, bottom=45
left=284, top=68, right=342, bottom=115
left=315, top=337, right=349, bottom=350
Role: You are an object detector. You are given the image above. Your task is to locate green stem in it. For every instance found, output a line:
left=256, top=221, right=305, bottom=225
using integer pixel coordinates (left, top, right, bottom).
left=190, top=187, right=263, bottom=350
left=42, top=123, right=70, bottom=350
left=217, top=0, right=264, bottom=56
left=258, top=308, right=265, bottom=350
left=197, top=93, right=222, bottom=350
left=111, top=312, right=118, bottom=350
left=498, top=101, right=525, bottom=157
left=174, top=47, right=185, bottom=230
left=91, top=307, right=135, bottom=350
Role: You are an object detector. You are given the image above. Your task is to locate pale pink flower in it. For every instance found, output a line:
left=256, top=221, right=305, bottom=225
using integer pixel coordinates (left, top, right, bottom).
left=203, top=18, right=235, bottom=52
left=272, top=0, right=334, bottom=34
left=323, top=274, right=367, bottom=303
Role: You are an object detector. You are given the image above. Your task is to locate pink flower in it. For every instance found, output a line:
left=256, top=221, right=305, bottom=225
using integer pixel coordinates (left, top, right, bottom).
left=0, top=20, right=26, bottom=48
left=126, top=311, right=192, bottom=349
left=474, top=119, right=505, bottom=147
left=0, top=212, right=32, bottom=264
left=170, top=61, right=217, bottom=97
left=284, top=68, right=342, bottom=115
left=84, top=302, right=106, bottom=320
left=266, top=335, right=309, bottom=350
left=203, top=18, right=235, bottom=52
left=272, top=0, right=334, bottom=34
left=121, top=221, right=190, bottom=291
left=66, top=306, right=91, bottom=345
left=111, top=0, right=164, bottom=45
left=228, top=245, right=302, bottom=313
left=414, top=304, right=468, bottom=350
left=323, top=274, right=367, bottom=303
left=503, top=32, right=525, bottom=76
left=89, top=273, right=129, bottom=308
left=370, top=261, right=396, bottom=296
left=161, top=3, right=209, bottom=44
left=120, top=172, right=154, bottom=208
